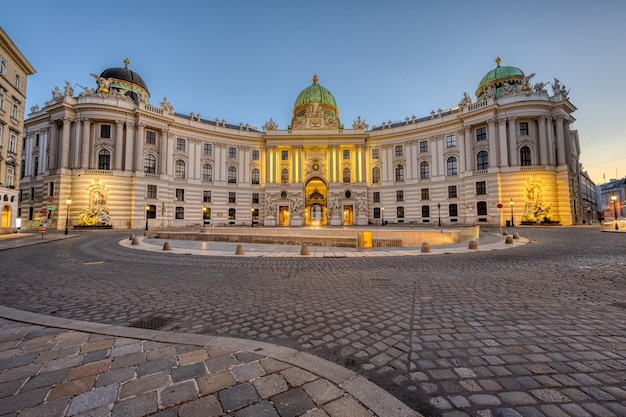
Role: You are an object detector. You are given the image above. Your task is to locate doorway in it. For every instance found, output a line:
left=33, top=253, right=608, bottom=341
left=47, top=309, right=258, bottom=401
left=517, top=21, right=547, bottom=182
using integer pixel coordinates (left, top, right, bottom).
left=279, top=206, right=290, bottom=226
left=343, top=205, right=353, bottom=225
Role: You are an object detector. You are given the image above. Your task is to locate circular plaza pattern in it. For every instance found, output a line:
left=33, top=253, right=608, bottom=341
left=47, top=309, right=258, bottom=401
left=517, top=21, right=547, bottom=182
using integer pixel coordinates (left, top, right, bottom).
left=0, top=227, right=625, bottom=416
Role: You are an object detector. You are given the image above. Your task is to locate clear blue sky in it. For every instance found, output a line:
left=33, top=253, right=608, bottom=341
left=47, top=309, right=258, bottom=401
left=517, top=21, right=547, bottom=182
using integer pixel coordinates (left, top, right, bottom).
left=3, top=0, right=624, bottom=184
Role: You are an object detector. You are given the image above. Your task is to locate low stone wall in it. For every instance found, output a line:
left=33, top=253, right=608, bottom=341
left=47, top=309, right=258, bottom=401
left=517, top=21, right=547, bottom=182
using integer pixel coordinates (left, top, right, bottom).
left=154, top=225, right=480, bottom=248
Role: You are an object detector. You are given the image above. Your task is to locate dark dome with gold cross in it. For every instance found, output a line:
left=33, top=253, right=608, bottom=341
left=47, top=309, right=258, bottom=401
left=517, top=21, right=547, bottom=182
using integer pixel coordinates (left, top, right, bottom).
left=291, top=75, right=341, bottom=130
left=97, top=58, right=150, bottom=103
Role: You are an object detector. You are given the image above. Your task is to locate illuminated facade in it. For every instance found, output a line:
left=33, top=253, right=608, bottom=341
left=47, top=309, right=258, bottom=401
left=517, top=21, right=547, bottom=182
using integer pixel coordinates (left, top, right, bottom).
left=0, top=28, right=35, bottom=234
left=19, top=58, right=587, bottom=230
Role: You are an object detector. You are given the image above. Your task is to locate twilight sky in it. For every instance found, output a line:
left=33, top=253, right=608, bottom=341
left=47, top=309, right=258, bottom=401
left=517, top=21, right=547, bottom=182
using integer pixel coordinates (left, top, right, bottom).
left=3, top=0, right=624, bottom=184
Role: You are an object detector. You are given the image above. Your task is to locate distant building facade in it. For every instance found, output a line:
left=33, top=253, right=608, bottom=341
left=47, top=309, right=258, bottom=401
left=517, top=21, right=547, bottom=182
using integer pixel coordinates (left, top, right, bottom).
left=0, top=28, right=35, bottom=234
left=19, top=57, right=588, bottom=230
left=597, top=177, right=625, bottom=225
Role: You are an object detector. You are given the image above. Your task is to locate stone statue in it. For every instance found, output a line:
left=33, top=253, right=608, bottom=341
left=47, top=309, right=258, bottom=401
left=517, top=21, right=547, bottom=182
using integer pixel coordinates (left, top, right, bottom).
left=266, top=196, right=276, bottom=216
left=352, top=116, right=368, bottom=130
left=328, top=197, right=340, bottom=217
left=90, top=73, right=112, bottom=94
left=551, top=78, right=561, bottom=95
left=458, top=92, right=472, bottom=107
left=51, top=86, right=63, bottom=100
left=533, top=81, right=548, bottom=93
left=64, top=81, right=74, bottom=97
left=356, top=198, right=367, bottom=215
left=160, top=97, right=173, bottom=112
left=485, top=85, right=495, bottom=98
left=292, top=199, right=304, bottom=216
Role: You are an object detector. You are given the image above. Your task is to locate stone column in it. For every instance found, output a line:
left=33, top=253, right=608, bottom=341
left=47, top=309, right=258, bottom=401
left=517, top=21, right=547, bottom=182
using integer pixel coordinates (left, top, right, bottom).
left=464, top=127, right=472, bottom=172
left=114, top=120, right=124, bottom=170
left=457, top=130, right=466, bottom=173
left=498, top=118, right=508, bottom=167
left=159, top=130, right=168, bottom=175
left=488, top=119, right=497, bottom=168
left=135, top=124, right=144, bottom=172
left=265, top=146, right=272, bottom=184
left=48, top=123, right=58, bottom=170
left=81, top=119, right=90, bottom=168
left=124, top=123, right=135, bottom=171
left=538, top=117, right=548, bottom=166
left=508, top=117, right=517, bottom=166
left=60, top=118, right=72, bottom=169
left=555, top=116, right=566, bottom=167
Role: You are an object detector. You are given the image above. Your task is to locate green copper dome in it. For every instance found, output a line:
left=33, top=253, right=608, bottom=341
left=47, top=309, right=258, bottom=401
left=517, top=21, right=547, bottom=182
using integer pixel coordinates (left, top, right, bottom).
left=294, top=75, right=337, bottom=109
left=475, top=57, right=525, bottom=99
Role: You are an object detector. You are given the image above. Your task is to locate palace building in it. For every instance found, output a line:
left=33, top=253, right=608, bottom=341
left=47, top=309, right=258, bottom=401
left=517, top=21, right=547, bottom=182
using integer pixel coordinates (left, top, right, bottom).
left=19, top=58, right=586, bottom=230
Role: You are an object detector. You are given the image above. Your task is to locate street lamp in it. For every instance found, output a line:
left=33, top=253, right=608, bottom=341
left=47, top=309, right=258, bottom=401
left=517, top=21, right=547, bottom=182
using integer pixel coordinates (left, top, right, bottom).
left=145, top=205, right=150, bottom=232
left=203, top=206, right=207, bottom=227
left=510, top=199, right=515, bottom=227
left=611, top=195, right=619, bottom=230
left=251, top=207, right=255, bottom=227
left=437, top=203, right=441, bottom=227
left=381, top=206, right=385, bottom=226
left=64, top=198, right=71, bottom=235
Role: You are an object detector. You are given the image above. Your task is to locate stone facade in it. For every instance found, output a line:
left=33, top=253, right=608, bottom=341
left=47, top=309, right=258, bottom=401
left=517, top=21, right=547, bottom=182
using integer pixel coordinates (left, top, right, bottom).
left=19, top=58, right=588, bottom=230
left=0, top=28, right=35, bottom=234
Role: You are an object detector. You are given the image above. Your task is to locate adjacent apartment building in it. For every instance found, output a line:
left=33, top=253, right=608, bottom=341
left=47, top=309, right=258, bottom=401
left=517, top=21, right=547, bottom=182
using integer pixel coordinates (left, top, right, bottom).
left=0, top=27, right=35, bottom=234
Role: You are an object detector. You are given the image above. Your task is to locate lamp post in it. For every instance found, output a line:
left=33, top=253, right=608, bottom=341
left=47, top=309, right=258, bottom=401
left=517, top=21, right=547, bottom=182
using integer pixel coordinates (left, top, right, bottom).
left=145, top=205, right=150, bottom=232
left=437, top=203, right=441, bottom=227
left=381, top=206, right=385, bottom=226
left=611, top=195, right=619, bottom=230
left=510, top=199, right=515, bottom=227
left=64, top=198, right=71, bottom=235
left=251, top=207, right=255, bottom=227
left=203, top=206, right=207, bottom=227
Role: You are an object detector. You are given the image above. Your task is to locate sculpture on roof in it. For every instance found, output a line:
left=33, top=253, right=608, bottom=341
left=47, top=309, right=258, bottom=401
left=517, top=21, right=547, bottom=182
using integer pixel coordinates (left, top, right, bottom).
left=458, top=92, right=472, bottom=108
left=90, top=73, right=113, bottom=94
left=64, top=81, right=74, bottom=97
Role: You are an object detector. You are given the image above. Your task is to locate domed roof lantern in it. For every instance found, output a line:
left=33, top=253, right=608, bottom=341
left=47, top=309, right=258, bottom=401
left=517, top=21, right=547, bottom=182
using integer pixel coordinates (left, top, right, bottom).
left=291, top=75, right=341, bottom=129
left=475, top=57, right=525, bottom=100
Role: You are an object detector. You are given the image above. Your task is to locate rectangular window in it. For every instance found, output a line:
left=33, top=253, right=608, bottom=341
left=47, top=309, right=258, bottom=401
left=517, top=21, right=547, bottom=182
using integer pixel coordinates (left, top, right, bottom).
left=419, top=141, right=428, bottom=153
left=29, top=206, right=34, bottom=220
left=448, top=185, right=457, bottom=199
left=373, top=207, right=381, bottom=219
left=421, top=188, right=430, bottom=200
left=147, top=185, right=157, bottom=199
left=0, top=88, right=5, bottom=110
left=49, top=182, right=55, bottom=197
left=228, top=192, right=236, bottom=204
left=146, top=131, right=156, bottom=145
left=373, top=191, right=380, bottom=203
left=6, top=167, right=14, bottom=187
left=281, top=150, right=289, bottom=160
left=252, top=192, right=259, bottom=204
left=14, top=73, right=20, bottom=90
left=228, top=208, right=236, bottom=220
left=203, top=143, right=213, bottom=156
left=31, top=187, right=34, bottom=200
left=446, top=135, right=456, bottom=148
left=175, top=207, right=184, bottom=219
left=477, top=201, right=488, bottom=216
left=397, top=207, right=405, bottom=219
left=100, top=124, right=111, bottom=138
left=203, top=190, right=211, bottom=203
left=396, top=190, right=404, bottom=202
left=175, top=188, right=185, bottom=201
left=0, top=57, right=6, bottom=76
left=449, top=204, right=458, bottom=217
left=371, top=148, right=379, bottom=159
left=11, top=98, right=20, bottom=119
left=252, top=149, right=260, bottom=160
left=176, top=138, right=186, bottom=151
left=9, top=132, right=17, bottom=153
left=476, top=181, right=487, bottom=195
left=343, top=149, right=350, bottom=160
left=395, top=145, right=403, bottom=157
left=476, top=127, right=487, bottom=141
left=519, top=122, right=529, bottom=136
left=228, top=147, right=237, bottom=159
left=422, top=205, right=430, bottom=218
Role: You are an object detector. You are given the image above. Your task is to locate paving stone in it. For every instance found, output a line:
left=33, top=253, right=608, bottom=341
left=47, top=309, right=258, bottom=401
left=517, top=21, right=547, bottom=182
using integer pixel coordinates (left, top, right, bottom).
left=233, top=401, right=279, bottom=417
left=323, top=395, right=372, bottom=417
left=197, top=369, right=237, bottom=395
left=68, top=359, right=111, bottom=380
left=231, top=361, right=266, bottom=382
left=137, top=357, right=177, bottom=377
left=219, top=383, right=259, bottom=412
left=159, top=380, right=199, bottom=408
left=280, top=367, right=318, bottom=387
left=0, top=386, right=48, bottom=414
left=119, top=372, right=171, bottom=399
left=48, top=375, right=97, bottom=401
left=468, top=394, right=501, bottom=406
left=271, top=388, right=316, bottom=417
left=206, top=354, right=239, bottom=373
left=111, top=391, right=158, bottom=417
left=66, top=383, right=118, bottom=416
left=302, top=378, right=343, bottom=406
left=253, top=373, right=289, bottom=399
left=178, top=349, right=210, bottom=366
left=497, top=391, right=537, bottom=406
left=178, top=394, right=223, bottom=417
left=95, top=367, right=135, bottom=388
left=15, top=397, right=70, bottom=417
left=171, top=362, right=207, bottom=382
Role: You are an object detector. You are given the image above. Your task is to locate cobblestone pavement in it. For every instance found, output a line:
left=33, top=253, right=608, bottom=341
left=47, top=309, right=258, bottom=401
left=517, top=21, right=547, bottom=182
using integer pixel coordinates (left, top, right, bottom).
left=0, top=227, right=625, bottom=417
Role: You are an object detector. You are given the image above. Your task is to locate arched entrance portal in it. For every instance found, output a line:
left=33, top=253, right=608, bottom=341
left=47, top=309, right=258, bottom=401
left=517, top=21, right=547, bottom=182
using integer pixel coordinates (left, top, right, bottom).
left=304, top=178, right=327, bottom=226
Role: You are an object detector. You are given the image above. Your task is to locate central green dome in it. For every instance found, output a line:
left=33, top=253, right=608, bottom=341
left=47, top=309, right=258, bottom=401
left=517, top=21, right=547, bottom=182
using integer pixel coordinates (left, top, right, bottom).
left=475, top=57, right=525, bottom=99
left=294, top=75, right=337, bottom=109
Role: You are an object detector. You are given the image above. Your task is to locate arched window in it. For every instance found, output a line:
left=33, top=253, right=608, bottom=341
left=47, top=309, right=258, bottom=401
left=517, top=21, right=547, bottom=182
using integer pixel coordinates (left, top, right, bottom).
left=372, top=167, right=380, bottom=184
left=144, top=154, right=156, bottom=174
left=446, top=156, right=458, bottom=176
left=476, top=150, right=489, bottom=170
left=228, top=166, right=237, bottom=183
left=33, top=156, right=39, bottom=176
left=98, top=149, right=111, bottom=170
left=281, top=168, right=289, bottom=184
left=395, top=164, right=405, bottom=182
left=343, top=167, right=351, bottom=183
left=520, top=146, right=532, bottom=166
left=251, top=168, right=260, bottom=185
left=419, top=161, right=430, bottom=179
left=175, top=159, right=186, bottom=179
left=202, top=163, right=212, bottom=182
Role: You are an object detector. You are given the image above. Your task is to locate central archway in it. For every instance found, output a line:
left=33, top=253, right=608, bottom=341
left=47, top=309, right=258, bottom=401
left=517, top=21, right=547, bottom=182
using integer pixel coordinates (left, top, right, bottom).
left=304, top=177, right=327, bottom=226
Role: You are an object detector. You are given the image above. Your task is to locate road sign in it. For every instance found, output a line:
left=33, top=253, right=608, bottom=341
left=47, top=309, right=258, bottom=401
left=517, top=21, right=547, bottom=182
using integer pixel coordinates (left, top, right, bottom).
left=496, top=203, right=503, bottom=209
left=48, top=205, right=56, bottom=211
